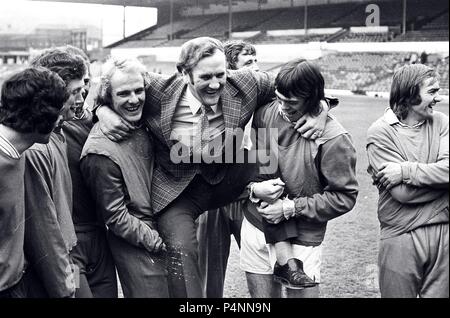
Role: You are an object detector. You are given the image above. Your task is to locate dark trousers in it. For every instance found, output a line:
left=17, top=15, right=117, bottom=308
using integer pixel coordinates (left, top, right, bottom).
left=107, top=231, right=169, bottom=298
left=18, top=260, right=90, bottom=298
left=157, top=163, right=254, bottom=298
left=0, top=276, right=27, bottom=298
left=197, top=200, right=244, bottom=298
left=70, top=228, right=118, bottom=298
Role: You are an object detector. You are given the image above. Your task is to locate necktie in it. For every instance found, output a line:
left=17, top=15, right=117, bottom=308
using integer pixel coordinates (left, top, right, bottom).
left=192, top=104, right=211, bottom=158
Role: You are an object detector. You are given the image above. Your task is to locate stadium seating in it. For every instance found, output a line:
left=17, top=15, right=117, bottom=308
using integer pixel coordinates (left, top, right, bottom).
left=315, top=52, right=408, bottom=91
left=255, top=33, right=330, bottom=44
left=105, top=0, right=448, bottom=48
left=316, top=52, right=449, bottom=95
left=335, top=31, right=395, bottom=42
left=393, top=10, right=449, bottom=42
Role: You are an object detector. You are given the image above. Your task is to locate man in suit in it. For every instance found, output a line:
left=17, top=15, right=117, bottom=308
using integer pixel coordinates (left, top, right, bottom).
left=196, top=40, right=260, bottom=298
left=96, top=37, right=328, bottom=297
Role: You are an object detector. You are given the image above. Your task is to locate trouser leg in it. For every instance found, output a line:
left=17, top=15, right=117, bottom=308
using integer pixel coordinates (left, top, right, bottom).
left=156, top=162, right=255, bottom=298
left=85, top=229, right=118, bottom=298
left=157, top=195, right=204, bottom=298
left=378, top=232, right=421, bottom=298
left=415, top=223, right=449, bottom=298
left=245, top=272, right=281, bottom=298
left=197, top=207, right=231, bottom=298
left=379, top=223, right=450, bottom=298
left=75, top=273, right=93, bottom=298
left=107, top=231, right=168, bottom=298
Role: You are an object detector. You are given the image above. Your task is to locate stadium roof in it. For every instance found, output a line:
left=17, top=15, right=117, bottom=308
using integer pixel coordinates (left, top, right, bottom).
left=30, top=0, right=263, bottom=8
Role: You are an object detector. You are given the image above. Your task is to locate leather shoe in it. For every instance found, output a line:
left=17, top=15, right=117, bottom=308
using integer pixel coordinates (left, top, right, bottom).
left=273, top=258, right=318, bottom=289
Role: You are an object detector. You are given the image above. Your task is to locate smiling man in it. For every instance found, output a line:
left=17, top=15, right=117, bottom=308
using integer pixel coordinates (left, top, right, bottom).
left=366, top=64, right=449, bottom=298
left=80, top=57, right=168, bottom=298
left=224, top=40, right=259, bottom=71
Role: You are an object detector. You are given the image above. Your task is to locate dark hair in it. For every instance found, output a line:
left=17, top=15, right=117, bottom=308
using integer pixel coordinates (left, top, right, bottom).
left=176, top=37, right=224, bottom=74
left=389, top=64, right=438, bottom=119
left=224, top=40, right=256, bottom=70
left=275, top=58, right=325, bottom=116
left=30, top=49, right=86, bottom=84
left=0, top=67, right=68, bottom=134
left=59, top=45, right=90, bottom=64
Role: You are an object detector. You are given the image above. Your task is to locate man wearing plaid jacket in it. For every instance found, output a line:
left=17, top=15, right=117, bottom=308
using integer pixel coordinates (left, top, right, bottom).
left=96, top=37, right=326, bottom=297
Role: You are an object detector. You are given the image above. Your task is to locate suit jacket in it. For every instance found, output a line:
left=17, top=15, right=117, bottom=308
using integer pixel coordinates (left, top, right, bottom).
left=142, top=68, right=275, bottom=213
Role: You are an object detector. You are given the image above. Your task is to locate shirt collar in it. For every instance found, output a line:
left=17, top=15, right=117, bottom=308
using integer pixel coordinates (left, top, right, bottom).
left=278, top=103, right=294, bottom=124
left=383, top=107, right=425, bottom=128
left=185, top=87, right=218, bottom=114
left=0, top=131, right=20, bottom=159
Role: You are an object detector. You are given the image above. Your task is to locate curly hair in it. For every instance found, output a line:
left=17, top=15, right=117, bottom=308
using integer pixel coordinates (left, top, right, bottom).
left=275, top=58, right=325, bottom=116
left=96, top=56, right=149, bottom=107
left=224, top=40, right=256, bottom=70
left=389, top=64, right=438, bottom=120
left=59, top=45, right=89, bottom=64
left=176, top=37, right=224, bottom=74
left=0, top=67, right=68, bottom=134
left=30, top=48, right=86, bottom=84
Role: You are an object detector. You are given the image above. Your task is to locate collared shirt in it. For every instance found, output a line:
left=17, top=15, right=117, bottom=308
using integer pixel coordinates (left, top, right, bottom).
left=383, top=107, right=425, bottom=129
left=0, top=132, right=20, bottom=159
left=170, top=87, right=225, bottom=148
left=278, top=103, right=292, bottom=123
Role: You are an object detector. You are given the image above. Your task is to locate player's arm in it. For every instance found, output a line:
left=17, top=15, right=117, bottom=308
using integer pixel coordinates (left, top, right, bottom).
left=80, top=154, right=164, bottom=253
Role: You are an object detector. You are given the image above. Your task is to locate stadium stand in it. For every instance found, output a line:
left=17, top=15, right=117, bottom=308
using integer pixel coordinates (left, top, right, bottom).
left=178, top=10, right=279, bottom=39
left=315, top=52, right=408, bottom=91
left=105, top=0, right=447, bottom=48
left=2, top=1, right=447, bottom=96
left=393, top=10, right=449, bottom=41
left=256, top=33, right=331, bottom=44
left=316, top=52, right=449, bottom=95
left=336, top=31, right=395, bottom=42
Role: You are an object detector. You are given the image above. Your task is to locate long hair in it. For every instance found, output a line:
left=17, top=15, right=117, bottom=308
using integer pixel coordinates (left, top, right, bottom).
left=275, top=58, right=325, bottom=116
left=389, top=64, right=438, bottom=120
left=30, top=49, right=86, bottom=84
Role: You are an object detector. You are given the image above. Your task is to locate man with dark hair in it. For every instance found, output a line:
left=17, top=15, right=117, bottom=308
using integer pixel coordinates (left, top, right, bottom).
left=0, top=67, right=67, bottom=298
left=58, top=46, right=118, bottom=298
left=96, top=37, right=330, bottom=297
left=23, top=50, right=87, bottom=297
left=367, top=64, right=448, bottom=298
left=243, top=58, right=358, bottom=298
left=58, top=45, right=91, bottom=111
